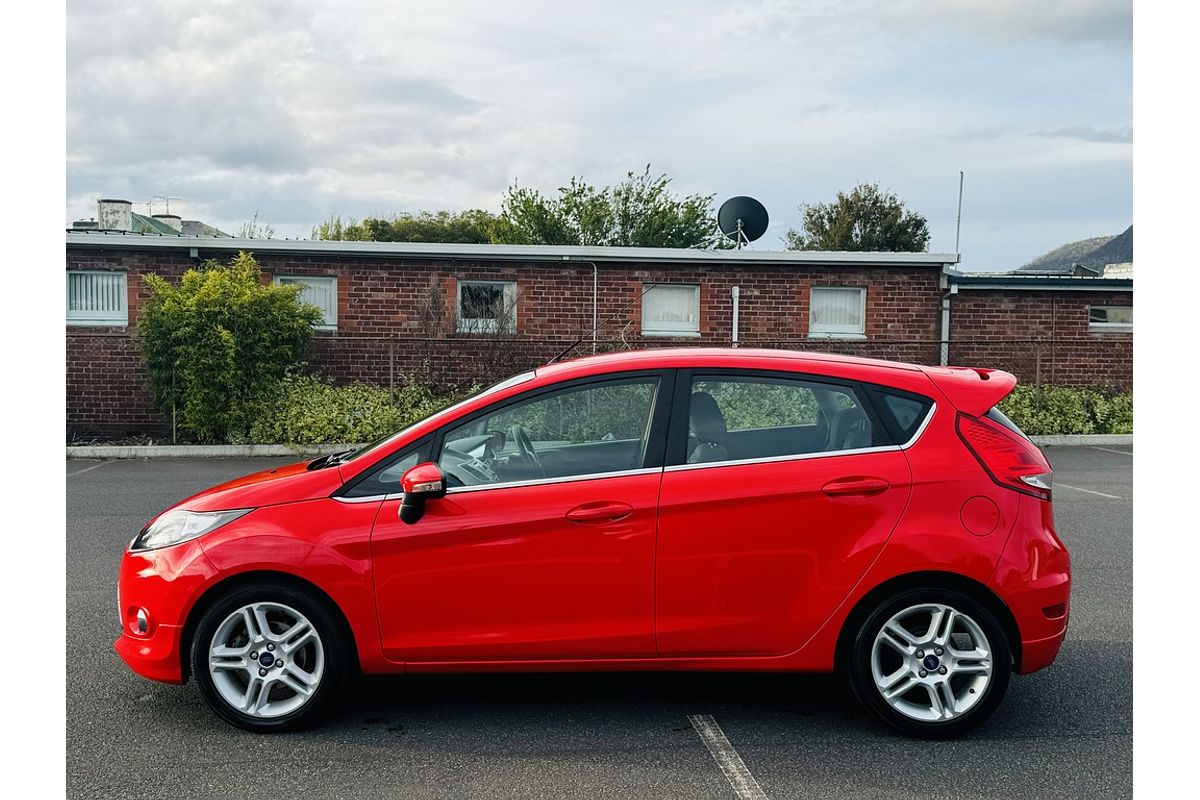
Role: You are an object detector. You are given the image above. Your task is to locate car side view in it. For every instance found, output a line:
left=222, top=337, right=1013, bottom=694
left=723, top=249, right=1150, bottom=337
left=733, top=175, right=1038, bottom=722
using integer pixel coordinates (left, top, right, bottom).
left=115, top=348, right=1070, bottom=737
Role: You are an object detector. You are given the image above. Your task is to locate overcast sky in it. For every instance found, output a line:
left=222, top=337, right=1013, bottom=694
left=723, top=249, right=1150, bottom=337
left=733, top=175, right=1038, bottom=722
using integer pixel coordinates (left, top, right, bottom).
left=66, top=0, right=1131, bottom=270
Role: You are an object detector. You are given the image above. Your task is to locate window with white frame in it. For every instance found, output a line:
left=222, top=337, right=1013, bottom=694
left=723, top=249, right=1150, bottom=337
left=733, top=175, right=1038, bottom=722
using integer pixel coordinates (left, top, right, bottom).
left=457, top=280, right=517, bottom=333
left=641, top=283, right=700, bottom=336
left=276, top=276, right=337, bottom=330
left=809, top=286, right=866, bottom=337
left=66, top=270, right=128, bottom=326
left=1088, top=305, right=1132, bottom=332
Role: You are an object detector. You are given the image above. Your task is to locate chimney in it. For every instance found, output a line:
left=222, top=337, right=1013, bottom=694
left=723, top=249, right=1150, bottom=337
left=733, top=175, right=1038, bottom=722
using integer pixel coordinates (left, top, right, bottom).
left=97, top=199, right=133, bottom=232
left=152, top=213, right=183, bottom=232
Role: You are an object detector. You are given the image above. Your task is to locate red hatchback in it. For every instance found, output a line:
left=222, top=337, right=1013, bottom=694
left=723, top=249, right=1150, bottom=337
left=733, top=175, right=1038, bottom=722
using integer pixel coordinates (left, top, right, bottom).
left=115, top=348, right=1070, bottom=737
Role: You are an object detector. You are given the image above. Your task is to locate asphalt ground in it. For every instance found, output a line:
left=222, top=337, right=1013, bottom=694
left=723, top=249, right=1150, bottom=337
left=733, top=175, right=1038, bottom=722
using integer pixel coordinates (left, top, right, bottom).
left=66, top=446, right=1132, bottom=799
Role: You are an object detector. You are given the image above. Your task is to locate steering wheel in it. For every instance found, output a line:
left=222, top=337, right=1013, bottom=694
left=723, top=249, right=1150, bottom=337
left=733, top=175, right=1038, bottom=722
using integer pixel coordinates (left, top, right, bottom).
left=509, top=424, right=545, bottom=477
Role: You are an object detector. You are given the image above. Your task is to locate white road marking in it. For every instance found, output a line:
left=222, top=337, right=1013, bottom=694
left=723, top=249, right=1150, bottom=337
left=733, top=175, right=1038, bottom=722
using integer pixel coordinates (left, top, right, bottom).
left=66, top=461, right=109, bottom=477
left=1090, top=446, right=1133, bottom=456
left=688, top=714, right=769, bottom=800
left=1057, top=482, right=1123, bottom=500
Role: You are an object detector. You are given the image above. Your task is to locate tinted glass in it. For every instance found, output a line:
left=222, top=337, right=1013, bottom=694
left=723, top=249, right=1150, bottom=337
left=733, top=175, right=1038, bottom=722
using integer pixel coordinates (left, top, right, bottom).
left=439, top=378, right=659, bottom=488
left=685, top=375, right=877, bottom=465
left=877, top=391, right=934, bottom=442
left=342, top=447, right=425, bottom=498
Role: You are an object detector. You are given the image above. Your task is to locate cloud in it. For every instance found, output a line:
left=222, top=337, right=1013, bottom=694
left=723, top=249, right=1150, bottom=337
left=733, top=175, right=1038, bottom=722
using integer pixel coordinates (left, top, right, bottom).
left=66, top=0, right=1130, bottom=269
left=882, top=0, right=1131, bottom=45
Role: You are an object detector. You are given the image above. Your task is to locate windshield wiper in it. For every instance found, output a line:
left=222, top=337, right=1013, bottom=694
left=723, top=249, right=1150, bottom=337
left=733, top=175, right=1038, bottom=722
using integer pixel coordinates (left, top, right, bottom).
left=307, top=449, right=354, bottom=471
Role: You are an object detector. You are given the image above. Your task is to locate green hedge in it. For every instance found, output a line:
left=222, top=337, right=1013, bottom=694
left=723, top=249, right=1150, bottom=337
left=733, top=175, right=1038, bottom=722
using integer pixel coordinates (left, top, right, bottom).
left=248, top=375, right=465, bottom=445
left=997, top=385, right=1132, bottom=436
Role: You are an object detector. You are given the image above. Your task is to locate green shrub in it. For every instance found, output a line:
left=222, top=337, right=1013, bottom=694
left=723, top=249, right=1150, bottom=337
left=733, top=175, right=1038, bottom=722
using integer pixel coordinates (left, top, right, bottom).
left=138, top=252, right=321, bottom=443
left=998, top=385, right=1133, bottom=436
left=250, top=375, right=464, bottom=445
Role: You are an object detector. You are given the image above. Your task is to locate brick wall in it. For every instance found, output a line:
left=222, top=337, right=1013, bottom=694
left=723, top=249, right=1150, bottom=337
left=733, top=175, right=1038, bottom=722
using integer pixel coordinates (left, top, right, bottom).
left=65, top=244, right=1131, bottom=438
left=948, top=289, right=1132, bottom=391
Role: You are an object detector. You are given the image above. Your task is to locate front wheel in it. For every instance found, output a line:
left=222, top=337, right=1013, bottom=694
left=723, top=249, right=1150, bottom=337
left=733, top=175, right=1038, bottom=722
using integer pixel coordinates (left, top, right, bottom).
left=190, top=582, right=349, bottom=732
left=848, top=588, right=1011, bottom=738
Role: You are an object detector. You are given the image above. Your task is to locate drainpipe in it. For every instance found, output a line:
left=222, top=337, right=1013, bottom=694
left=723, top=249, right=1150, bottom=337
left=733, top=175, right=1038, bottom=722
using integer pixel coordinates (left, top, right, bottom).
left=731, top=286, right=740, bottom=347
left=940, top=281, right=958, bottom=366
left=592, top=262, right=598, bottom=353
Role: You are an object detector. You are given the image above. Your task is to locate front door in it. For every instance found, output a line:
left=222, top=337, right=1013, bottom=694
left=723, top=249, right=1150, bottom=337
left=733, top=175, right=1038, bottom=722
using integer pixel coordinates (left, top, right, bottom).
left=655, top=370, right=912, bottom=657
left=370, top=372, right=672, bottom=662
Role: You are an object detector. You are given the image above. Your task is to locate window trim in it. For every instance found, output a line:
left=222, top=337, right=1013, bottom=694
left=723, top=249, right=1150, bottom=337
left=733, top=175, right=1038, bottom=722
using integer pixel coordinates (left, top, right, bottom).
left=275, top=275, right=338, bottom=330
left=641, top=283, right=701, bottom=337
left=66, top=269, right=128, bottom=326
left=1088, top=304, right=1132, bottom=333
left=456, top=279, right=518, bottom=334
left=428, top=369, right=677, bottom=492
left=808, top=285, right=867, bottom=339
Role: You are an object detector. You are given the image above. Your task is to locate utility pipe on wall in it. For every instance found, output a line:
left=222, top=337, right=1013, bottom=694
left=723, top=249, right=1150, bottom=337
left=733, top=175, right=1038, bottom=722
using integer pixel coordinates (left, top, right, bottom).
left=731, top=286, right=741, bottom=347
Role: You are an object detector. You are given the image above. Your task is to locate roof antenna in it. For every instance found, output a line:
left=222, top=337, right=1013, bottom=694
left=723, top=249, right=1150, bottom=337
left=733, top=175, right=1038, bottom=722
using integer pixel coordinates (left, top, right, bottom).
left=955, top=171, right=964, bottom=255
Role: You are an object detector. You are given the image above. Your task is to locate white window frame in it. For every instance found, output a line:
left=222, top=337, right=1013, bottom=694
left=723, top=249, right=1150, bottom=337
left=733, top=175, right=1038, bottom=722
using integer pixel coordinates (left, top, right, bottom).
left=809, top=286, right=867, bottom=339
left=1088, top=305, right=1132, bottom=333
left=275, top=275, right=338, bottom=330
left=457, top=279, right=517, bottom=334
left=66, top=270, right=128, bottom=326
left=641, top=283, right=701, bottom=337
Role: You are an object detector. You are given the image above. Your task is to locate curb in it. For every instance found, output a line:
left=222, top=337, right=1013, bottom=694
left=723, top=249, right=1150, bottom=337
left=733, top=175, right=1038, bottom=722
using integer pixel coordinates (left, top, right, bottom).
left=1030, top=434, right=1132, bottom=447
left=66, top=443, right=363, bottom=459
left=67, top=434, right=1132, bottom=458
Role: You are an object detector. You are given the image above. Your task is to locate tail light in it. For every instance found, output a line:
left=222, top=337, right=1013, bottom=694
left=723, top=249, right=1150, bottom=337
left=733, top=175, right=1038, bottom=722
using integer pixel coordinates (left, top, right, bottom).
left=956, top=412, right=1053, bottom=501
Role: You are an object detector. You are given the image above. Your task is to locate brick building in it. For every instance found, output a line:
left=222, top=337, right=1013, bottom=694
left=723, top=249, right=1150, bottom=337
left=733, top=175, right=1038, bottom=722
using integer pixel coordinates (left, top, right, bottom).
left=65, top=231, right=1132, bottom=438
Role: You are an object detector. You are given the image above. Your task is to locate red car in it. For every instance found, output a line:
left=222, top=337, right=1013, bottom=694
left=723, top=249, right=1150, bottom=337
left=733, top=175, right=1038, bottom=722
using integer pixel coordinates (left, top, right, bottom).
left=115, top=348, right=1069, bottom=737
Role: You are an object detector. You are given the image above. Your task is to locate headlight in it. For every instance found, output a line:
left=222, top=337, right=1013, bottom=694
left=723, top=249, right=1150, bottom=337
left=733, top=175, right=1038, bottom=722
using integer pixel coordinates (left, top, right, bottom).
left=130, top=508, right=252, bottom=552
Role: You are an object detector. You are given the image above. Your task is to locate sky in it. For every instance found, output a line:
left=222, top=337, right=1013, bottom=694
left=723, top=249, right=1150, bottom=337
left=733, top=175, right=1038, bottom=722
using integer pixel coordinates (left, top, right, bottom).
left=65, top=0, right=1131, bottom=270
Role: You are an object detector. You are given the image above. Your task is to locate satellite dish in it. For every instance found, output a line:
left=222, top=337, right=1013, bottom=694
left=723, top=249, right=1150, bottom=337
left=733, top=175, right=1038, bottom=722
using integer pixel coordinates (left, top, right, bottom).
left=718, top=196, right=769, bottom=249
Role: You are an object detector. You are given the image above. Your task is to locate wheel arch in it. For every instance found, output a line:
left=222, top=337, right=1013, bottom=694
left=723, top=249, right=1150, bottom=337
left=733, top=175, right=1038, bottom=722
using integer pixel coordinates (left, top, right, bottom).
left=180, top=570, right=362, bottom=682
left=833, top=570, right=1021, bottom=672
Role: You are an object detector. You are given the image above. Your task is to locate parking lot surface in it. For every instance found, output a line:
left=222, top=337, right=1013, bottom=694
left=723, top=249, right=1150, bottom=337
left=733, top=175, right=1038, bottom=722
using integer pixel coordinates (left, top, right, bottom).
left=66, top=446, right=1132, bottom=799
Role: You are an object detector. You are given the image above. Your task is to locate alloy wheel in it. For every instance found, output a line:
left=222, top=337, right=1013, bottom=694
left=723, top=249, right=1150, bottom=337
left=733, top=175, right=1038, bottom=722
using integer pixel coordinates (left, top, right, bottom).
left=869, top=602, right=993, bottom=723
left=207, top=601, right=325, bottom=719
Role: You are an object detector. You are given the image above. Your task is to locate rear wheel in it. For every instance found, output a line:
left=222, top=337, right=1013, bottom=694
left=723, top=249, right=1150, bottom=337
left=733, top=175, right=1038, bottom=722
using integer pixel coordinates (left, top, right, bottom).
left=848, top=588, right=1011, bottom=738
left=190, top=582, right=349, bottom=732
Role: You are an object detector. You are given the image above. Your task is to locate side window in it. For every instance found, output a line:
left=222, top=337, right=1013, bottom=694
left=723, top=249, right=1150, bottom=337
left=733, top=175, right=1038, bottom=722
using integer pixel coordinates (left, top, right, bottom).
left=341, top=446, right=425, bottom=498
left=685, top=375, right=879, bottom=465
left=439, top=378, right=659, bottom=488
left=869, top=388, right=934, bottom=444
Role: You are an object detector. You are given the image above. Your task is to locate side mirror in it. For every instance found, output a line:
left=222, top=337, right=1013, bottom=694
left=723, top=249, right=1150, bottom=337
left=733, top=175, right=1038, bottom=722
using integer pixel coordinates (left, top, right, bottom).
left=398, top=462, right=448, bottom=525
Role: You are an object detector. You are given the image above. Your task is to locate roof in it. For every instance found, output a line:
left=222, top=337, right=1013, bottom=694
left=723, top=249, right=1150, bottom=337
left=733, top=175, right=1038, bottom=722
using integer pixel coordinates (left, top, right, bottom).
left=537, top=346, right=925, bottom=379
left=64, top=231, right=959, bottom=268
left=948, top=272, right=1132, bottom=291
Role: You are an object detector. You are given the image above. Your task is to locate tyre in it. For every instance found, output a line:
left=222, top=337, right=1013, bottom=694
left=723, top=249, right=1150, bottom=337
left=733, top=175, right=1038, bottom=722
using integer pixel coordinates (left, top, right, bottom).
left=190, top=581, right=350, bottom=732
left=848, top=588, right=1011, bottom=738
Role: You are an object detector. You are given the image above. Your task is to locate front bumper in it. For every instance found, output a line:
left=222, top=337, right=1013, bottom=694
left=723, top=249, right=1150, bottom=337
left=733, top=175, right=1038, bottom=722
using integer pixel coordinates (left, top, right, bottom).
left=114, top=539, right=219, bottom=685
left=114, top=624, right=186, bottom=684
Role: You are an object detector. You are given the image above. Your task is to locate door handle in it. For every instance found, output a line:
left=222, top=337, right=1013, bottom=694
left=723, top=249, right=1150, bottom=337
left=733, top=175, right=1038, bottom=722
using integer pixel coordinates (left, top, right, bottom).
left=821, top=476, right=890, bottom=497
left=565, top=501, right=634, bottom=524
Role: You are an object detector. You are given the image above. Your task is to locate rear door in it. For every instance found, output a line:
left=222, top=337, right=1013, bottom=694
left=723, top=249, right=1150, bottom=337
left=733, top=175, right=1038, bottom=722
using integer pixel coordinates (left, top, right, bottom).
left=655, top=369, right=912, bottom=657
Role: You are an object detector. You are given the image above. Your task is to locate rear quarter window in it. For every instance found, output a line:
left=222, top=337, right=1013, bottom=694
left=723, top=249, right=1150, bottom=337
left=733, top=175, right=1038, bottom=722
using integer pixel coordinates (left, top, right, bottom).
left=868, top=388, right=935, bottom=444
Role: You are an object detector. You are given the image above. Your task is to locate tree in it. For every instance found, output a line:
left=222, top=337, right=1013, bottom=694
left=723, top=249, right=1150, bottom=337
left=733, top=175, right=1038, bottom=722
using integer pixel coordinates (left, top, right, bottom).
left=237, top=211, right=275, bottom=239
left=313, top=210, right=497, bottom=243
left=490, top=166, right=728, bottom=248
left=784, top=182, right=930, bottom=252
left=137, top=251, right=321, bottom=443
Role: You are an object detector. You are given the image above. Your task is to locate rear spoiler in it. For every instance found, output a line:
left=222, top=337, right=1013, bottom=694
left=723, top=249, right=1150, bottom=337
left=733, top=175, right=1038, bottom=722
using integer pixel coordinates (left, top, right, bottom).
left=919, top=366, right=1018, bottom=416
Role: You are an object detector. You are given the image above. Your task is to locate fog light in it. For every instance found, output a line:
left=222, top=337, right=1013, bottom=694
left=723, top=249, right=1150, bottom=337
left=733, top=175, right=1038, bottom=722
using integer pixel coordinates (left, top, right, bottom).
left=134, top=608, right=149, bottom=635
